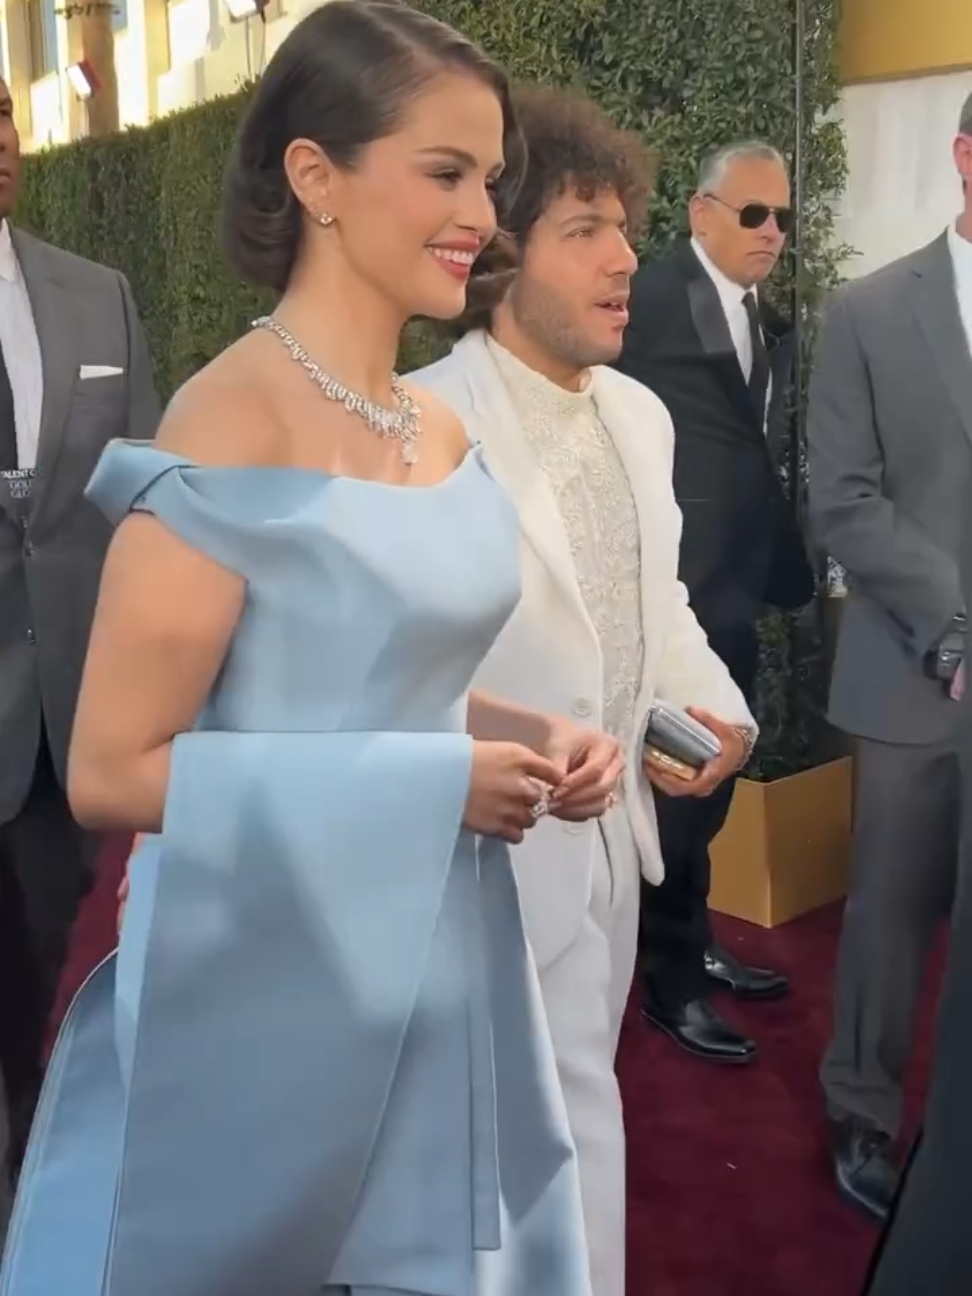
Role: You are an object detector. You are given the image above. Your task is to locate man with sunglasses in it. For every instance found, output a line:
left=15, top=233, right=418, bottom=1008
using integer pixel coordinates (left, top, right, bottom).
left=616, top=141, right=814, bottom=1065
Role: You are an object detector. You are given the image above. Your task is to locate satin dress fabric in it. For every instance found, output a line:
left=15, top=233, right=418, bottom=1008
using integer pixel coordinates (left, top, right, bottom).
left=0, top=441, right=592, bottom=1296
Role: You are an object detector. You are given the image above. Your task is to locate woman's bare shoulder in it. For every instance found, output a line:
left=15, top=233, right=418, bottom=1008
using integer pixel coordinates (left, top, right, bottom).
left=402, top=380, right=472, bottom=466
left=157, top=338, right=279, bottom=468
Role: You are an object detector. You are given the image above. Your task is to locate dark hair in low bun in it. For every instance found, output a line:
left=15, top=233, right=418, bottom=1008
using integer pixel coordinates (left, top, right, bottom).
left=221, top=0, right=524, bottom=295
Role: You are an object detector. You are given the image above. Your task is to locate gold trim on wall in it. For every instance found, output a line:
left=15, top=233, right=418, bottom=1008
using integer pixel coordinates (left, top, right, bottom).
left=841, top=0, right=972, bottom=84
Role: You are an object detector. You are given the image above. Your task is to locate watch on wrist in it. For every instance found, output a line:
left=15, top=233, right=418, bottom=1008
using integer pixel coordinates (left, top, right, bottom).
left=731, top=725, right=756, bottom=769
left=923, top=613, right=967, bottom=689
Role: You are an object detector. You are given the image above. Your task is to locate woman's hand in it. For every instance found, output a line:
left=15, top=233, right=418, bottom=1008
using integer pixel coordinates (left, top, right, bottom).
left=117, top=871, right=130, bottom=936
left=464, top=742, right=565, bottom=844
left=116, top=832, right=146, bottom=934
left=644, top=708, right=748, bottom=799
left=546, top=720, right=625, bottom=822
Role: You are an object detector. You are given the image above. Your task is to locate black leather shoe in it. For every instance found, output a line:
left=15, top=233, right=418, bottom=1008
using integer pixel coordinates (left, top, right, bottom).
left=641, top=995, right=758, bottom=1064
left=705, top=945, right=789, bottom=1001
left=831, top=1120, right=899, bottom=1223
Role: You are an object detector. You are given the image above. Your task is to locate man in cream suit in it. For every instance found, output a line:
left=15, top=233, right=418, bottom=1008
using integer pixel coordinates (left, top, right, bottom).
left=0, top=75, right=159, bottom=1211
left=415, top=86, right=756, bottom=1296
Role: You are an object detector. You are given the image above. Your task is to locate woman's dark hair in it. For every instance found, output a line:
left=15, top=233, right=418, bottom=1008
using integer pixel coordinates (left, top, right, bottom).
left=451, top=84, right=656, bottom=335
left=222, top=0, right=525, bottom=295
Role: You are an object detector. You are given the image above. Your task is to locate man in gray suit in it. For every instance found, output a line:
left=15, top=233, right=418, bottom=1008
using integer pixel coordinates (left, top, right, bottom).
left=0, top=75, right=159, bottom=1210
left=808, top=94, right=972, bottom=1225
left=862, top=432, right=972, bottom=1296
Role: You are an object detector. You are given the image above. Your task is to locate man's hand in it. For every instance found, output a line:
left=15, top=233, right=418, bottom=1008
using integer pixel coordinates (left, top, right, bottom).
left=951, top=660, right=966, bottom=702
left=545, top=720, right=625, bottom=821
left=644, top=708, right=748, bottom=799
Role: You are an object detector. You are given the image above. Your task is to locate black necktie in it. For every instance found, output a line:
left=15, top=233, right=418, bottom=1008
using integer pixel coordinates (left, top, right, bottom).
left=742, top=290, right=769, bottom=429
left=0, top=335, right=17, bottom=471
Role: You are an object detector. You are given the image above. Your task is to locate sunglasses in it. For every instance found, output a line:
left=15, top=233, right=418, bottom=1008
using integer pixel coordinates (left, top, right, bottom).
left=703, top=192, right=793, bottom=235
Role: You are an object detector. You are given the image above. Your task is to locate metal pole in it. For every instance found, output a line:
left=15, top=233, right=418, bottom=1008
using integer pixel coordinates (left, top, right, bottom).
left=787, top=0, right=808, bottom=738
left=791, top=0, right=805, bottom=516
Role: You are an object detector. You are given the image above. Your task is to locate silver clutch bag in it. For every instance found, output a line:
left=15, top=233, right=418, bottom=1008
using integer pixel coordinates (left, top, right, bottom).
left=644, top=701, right=721, bottom=771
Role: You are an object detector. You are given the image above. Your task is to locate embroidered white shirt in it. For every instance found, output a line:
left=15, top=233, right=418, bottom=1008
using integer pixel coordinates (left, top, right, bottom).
left=0, top=221, right=43, bottom=470
left=488, top=337, right=644, bottom=748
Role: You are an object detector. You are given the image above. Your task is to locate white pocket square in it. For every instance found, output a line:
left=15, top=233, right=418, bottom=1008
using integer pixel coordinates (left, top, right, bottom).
left=79, top=364, right=124, bottom=379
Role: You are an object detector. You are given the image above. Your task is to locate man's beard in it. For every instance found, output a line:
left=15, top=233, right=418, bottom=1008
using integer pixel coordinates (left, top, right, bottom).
left=510, top=276, right=620, bottom=371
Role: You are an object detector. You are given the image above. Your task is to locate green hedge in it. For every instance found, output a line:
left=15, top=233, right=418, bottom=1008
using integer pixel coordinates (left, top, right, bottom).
left=15, top=0, right=847, bottom=774
left=18, top=94, right=270, bottom=395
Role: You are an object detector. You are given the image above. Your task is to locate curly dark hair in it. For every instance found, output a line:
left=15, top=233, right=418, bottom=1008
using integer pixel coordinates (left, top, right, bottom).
left=451, top=84, right=656, bottom=336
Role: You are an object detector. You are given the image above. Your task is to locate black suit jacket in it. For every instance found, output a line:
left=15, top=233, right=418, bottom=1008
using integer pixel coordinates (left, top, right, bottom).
left=615, top=241, right=814, bottom=635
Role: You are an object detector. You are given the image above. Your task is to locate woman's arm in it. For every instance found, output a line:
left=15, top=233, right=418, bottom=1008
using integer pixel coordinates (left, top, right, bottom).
left=68, top=390, right=256, bottom=832
left=69, top=516, right=243, bottom=832
left=466, top=690, right=556, bottom=755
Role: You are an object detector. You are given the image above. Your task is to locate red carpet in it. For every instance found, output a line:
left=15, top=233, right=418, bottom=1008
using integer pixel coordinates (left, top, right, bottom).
left=55, top=839, right=942, bottom=1296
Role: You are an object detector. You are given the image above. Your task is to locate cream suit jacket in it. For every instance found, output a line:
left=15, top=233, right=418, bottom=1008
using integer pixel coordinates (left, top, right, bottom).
left=414, top=331, right=756, bottom=968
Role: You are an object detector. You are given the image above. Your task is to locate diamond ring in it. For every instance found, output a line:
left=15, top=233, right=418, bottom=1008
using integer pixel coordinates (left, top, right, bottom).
left=530, top=790, right=551, bottom=820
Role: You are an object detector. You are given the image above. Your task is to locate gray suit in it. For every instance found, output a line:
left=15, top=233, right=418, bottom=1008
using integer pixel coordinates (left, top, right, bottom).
left=862, top=473, right=972, bottom=1294
left=808, top=232, right=970, bottom=1135
left=0, top=227, right=159, bottom=1207
left=1, top=229, right=159, bottom=815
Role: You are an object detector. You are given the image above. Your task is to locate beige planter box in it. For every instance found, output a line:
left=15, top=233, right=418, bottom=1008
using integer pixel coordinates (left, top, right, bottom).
left=708, top=756, right=853, bottom=928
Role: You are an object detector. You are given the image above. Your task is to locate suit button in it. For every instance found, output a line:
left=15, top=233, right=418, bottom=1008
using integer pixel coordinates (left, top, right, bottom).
left=23, top=540, right=33, bottom=556
left=26, top=628, right=36, bottom=645
left=573, top=697, right=593, bottom=718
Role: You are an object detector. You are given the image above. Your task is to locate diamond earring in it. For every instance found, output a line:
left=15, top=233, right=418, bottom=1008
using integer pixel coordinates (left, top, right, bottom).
left=316, top=211, right=335, bottom=228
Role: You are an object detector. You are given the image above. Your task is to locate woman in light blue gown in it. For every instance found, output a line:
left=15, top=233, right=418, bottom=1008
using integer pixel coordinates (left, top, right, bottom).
left=0, top=4, right=626, bottom=1295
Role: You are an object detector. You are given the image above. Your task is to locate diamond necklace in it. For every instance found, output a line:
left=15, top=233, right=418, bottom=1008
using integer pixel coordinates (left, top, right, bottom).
left=252, top=315, right=422, bottom=465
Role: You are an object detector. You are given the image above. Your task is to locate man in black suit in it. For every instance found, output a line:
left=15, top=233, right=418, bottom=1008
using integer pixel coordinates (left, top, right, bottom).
left=615, top=141, right=814, bottom=1063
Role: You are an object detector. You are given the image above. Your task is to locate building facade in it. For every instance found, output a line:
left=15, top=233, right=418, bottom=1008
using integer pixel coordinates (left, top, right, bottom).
left=0, top=0, right=307, bottom=148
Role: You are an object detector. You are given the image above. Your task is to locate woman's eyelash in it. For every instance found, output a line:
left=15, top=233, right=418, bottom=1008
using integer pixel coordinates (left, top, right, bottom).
left=432, top=171, right=499, bottom=195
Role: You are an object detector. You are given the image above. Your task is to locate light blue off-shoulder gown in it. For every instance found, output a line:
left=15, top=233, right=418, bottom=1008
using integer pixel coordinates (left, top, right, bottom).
left=0, top=441, right=593, bottom=1296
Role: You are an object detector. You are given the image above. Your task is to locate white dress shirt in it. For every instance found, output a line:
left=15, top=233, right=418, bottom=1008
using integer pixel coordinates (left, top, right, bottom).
left=947, top=220, right=972, bottom=359
left=690, top=235, right=757, bottom=379
left=691, top=235, right=772, bottom=431
left=0, top=220, right=43, bottom=469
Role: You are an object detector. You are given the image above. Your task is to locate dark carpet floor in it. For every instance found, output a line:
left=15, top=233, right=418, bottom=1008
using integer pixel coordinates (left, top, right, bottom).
left=55, top=838, right=943, bottom=1296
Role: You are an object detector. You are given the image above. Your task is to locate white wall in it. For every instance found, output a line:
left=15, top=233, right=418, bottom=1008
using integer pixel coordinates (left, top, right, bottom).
left=835, top=68, right=972, bottom=278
